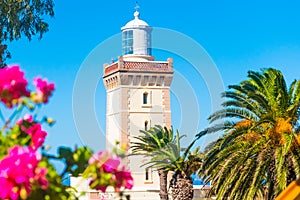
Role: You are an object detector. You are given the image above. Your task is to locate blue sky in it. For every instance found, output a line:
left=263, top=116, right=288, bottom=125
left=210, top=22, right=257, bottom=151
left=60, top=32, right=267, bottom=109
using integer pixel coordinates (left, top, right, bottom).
left=7, top=0, right=300, bottom=152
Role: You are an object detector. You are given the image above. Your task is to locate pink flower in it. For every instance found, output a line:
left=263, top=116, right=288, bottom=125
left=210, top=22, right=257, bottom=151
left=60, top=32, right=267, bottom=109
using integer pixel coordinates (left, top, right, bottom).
left=115, top=170, right=134, bottom=190
left=0, top=66, right=30, bottom=108
left=0, top=146, right=48, bottom=200
left=87, top=151, right=134, bottom=192
left=17, top=114, right=33, bottom=125
left=88, top=151, right=106, bottom=164
left=121, top=171, right=134, bottom=189
left=33, top=77, right=55, bottom=104
left=26, top=123, right=47, bottom=150
left=0, top=177, right=19, bottom=200
left=90, top=180, right=107, bottom=193
left=103, top=156, right=121, bottom=173
left=23, top=114, right=33, bottom=122
left=34, top=167, right=49, bottom=189
left=17, top=115, right=47, bottom=149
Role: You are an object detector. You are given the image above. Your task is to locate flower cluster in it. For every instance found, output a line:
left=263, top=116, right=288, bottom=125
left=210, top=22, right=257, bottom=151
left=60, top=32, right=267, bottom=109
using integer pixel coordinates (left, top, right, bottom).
left=0, top=146, right=48, bottom=200
left=17, top=114, right=48, bottom=150
left=86, top=150, right=134, bottom=193
left=33, top=77, right=55, bottom=104
left=0, top=66, right=30, bottom=107
left=0, top=66, right=53, bottom=199
left=26, top=123, right=47, bottom=150
left=0, top=65, right=133, bottom=199
left=0, top=66, right=55, bottom=108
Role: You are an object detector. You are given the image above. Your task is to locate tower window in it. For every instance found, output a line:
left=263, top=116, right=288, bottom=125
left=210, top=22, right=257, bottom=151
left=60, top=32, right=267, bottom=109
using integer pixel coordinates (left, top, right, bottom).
left=145, top=168, right=149, bottom=180
left=122, top=30, right=133, bottom=55
left=146, top=32, right=152, bottom=55
left=145, top=168, right=152, bottom=182
left=143, top=92, right=148, bottom=104
left=147, top=47, right=152, bottom=56
left=144, top=120, right=148, bottom=131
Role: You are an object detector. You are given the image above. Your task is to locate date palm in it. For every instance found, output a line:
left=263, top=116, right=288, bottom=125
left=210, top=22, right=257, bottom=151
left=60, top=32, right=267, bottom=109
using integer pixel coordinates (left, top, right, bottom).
left=199, top=68, right=300, bottom=200
left=131, top=125, right=174, bottom=200
left=164, top=146, right=203, bottom=200
left=145, top=131, right=203, bottom=200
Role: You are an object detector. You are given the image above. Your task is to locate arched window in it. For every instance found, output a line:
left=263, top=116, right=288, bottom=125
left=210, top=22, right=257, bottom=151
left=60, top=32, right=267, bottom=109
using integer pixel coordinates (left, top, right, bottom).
left=143, top=92, right=148, bottom=104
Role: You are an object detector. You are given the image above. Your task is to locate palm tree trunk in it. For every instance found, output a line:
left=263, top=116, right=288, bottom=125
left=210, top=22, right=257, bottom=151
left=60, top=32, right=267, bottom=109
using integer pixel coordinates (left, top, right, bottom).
left=158, top=169, right=169, bottom=200
left=287, top=157, right=296, bottom=185
left=170, top=172, right=194, bottom=200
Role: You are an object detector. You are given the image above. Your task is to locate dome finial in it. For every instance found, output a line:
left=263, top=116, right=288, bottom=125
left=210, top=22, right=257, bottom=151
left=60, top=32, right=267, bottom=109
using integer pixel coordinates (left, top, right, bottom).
left=134, top=1, right=140, bottom=19
left=135, top=1, right=140, bottom=12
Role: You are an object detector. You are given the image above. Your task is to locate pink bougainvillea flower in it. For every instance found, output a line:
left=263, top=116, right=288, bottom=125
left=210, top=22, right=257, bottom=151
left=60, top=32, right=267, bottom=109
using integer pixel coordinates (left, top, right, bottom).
left=88, top=150, right=106, bottom=165
left=0, top=177, right=18, bottom=200
left=0, top=66, right=30, bottom=108
left=17, top=115, right=47, bottom=149
left=119, top=170, right=134, bottom=189
left=26, top=123, right=47, bottom=150
left=23, top=114, right=33, bottom=122
left=90, top=180, right=107, bottom=193
left=32, top=77, right=55, bottom=104
left=87, top=150, right=134, bottom=193
left=16, top=114, right=33, bottom=125
left=34, top=167, right=49, bottom=189
left=103, top=156, right=121, bottom=173
left=0, top=146, right=48, bottom=200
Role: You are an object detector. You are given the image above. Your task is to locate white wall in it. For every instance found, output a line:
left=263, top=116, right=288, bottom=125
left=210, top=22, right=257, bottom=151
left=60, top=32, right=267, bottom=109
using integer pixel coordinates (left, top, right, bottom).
left=105, top=81, right=171, bottom=191
left=106, top=89, right=122, bottom=149
left=133, top=29, right=150, bottom=55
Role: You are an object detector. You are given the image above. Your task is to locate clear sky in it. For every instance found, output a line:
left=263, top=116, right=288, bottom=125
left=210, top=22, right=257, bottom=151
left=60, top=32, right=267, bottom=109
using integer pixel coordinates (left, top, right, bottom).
left=7, top=0, right=300, bottom=153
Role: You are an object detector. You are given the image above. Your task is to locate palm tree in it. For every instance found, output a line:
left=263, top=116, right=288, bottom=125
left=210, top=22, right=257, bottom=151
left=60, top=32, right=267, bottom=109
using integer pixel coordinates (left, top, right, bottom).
left=198, top=68, right=300, bottom=200
left=131, top=125, right=174, bottom=200
left=166, top=146, right=203, bottom=200
left=144, top=131, right=203, bottom=200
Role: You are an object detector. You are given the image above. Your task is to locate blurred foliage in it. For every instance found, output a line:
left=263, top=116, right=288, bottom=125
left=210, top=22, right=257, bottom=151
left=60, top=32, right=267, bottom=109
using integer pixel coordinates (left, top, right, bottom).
left=0, top=0, right=55, bottom=67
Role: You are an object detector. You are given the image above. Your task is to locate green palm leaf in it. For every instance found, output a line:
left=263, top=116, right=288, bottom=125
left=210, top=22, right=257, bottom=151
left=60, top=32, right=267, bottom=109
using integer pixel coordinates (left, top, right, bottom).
left=198, top=68, right=300, bottom=200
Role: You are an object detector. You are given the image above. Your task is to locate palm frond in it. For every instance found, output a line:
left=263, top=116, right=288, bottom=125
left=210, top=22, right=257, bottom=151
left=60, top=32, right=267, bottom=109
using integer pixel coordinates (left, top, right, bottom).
left=201, top=68, right=300, bottom=199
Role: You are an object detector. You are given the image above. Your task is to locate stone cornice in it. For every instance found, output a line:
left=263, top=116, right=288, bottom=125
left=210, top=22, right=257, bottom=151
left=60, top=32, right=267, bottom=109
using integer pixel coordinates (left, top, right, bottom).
left=103, top=57, right=174, bottom=90
left=103, top=56, right=174, bottom=77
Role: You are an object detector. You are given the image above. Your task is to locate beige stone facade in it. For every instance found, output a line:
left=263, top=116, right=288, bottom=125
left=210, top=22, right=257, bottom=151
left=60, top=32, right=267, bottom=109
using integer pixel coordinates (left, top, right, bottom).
left=103, top=56, right=174, bottom=193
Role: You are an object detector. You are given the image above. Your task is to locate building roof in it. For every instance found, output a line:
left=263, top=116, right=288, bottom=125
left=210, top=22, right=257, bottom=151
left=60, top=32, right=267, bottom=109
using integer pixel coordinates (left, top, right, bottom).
left=121, top=11, right=150, bottom=30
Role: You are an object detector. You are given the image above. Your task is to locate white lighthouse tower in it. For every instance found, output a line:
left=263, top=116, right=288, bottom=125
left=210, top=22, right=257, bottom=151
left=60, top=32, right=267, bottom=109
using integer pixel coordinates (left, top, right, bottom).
left=103, top=8, right=174, bottom=199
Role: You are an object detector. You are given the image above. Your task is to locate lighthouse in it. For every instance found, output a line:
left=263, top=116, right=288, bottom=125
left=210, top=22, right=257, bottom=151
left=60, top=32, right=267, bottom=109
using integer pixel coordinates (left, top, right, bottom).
left=103, top=8, right=174, bottom=198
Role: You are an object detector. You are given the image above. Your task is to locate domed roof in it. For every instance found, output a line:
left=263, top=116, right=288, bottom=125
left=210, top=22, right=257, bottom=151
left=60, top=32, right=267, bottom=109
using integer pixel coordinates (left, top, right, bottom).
left=121, top=11, right=150, bottom=30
